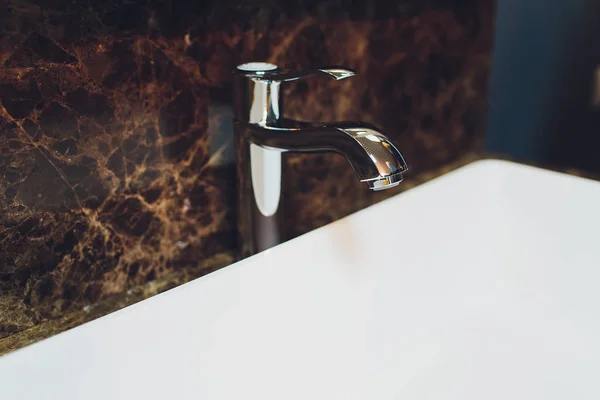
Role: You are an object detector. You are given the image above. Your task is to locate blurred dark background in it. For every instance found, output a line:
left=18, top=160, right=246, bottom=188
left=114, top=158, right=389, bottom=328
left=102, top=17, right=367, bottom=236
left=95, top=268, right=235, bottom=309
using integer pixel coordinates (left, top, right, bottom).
left=487, top=0, right=600, bottom=173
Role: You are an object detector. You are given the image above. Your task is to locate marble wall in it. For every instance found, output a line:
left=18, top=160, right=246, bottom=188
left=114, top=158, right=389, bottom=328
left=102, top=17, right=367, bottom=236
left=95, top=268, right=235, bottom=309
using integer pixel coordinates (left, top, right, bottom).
left=0, top=0, right=494, bottom=344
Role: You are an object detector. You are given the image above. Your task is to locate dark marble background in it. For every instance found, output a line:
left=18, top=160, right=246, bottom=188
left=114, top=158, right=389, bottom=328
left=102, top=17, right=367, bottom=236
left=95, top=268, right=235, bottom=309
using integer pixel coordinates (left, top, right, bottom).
left=0, top=0, right=494, bottom=348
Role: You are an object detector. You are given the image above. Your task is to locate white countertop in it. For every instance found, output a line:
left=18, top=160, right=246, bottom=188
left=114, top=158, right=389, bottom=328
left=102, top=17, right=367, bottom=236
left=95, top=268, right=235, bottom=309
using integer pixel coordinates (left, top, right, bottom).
left=2, top=160, right=600, bottom=400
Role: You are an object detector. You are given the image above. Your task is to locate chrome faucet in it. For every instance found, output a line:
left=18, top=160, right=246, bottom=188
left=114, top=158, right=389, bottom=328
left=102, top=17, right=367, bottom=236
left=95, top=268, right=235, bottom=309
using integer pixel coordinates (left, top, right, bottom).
left=234, top=62, right=408, bottom=257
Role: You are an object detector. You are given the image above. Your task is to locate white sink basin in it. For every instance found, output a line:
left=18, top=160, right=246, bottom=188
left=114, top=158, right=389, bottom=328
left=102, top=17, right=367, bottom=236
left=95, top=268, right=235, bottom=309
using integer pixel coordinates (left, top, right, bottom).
left=2, top=159, right=600, bottom=400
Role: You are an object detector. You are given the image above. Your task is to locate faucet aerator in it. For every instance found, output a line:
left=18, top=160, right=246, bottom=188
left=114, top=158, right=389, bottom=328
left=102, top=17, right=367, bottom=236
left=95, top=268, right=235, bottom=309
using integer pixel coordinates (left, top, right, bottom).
left=366, top=173, right=404, bottom=191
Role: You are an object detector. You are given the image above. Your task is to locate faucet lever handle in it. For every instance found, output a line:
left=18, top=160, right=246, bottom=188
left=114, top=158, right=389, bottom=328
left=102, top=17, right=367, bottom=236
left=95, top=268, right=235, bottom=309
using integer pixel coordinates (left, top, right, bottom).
left=237, top=62, right=356, bottom=82
left=269, top=67, right=357, bottom=82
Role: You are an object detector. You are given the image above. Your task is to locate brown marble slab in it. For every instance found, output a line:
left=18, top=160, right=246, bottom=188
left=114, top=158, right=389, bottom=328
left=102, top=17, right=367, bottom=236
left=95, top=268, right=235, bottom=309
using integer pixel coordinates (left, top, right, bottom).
left=0, top=0, right=494, bottom=351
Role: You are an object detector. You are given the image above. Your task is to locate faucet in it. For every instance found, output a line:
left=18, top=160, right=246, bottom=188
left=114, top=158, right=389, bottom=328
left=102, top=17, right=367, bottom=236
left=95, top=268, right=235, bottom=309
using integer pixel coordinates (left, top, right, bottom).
left=234, top=62, right=408, bottom=257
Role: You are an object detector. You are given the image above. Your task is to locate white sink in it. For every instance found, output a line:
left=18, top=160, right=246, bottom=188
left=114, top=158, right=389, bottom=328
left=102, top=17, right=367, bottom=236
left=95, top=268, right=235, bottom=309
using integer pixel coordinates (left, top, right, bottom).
left=2, top=159, right=600, bottom=400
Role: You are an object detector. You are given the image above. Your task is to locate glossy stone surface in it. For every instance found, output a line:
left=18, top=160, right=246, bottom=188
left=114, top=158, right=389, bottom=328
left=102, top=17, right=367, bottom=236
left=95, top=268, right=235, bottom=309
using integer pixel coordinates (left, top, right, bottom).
left=0, top=0, right=494, bottom=349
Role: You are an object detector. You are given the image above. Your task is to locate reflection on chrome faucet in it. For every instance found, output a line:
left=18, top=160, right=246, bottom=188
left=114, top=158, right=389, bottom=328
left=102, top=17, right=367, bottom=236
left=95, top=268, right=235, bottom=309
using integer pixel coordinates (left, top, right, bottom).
left=234, top=62, right=408, bottom=257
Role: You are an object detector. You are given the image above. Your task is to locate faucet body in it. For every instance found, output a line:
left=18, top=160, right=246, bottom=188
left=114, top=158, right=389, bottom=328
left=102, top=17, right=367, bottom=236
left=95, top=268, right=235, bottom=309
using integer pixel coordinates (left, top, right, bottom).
left=234, top=62, right=408, bottom=257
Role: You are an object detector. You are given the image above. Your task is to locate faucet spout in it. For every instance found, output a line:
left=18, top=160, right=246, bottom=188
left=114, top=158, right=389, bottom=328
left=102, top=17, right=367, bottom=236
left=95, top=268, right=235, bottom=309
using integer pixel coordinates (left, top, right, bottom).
left=244, top=120, right=408, bottom=191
